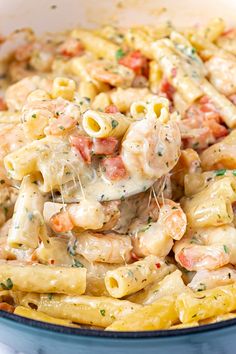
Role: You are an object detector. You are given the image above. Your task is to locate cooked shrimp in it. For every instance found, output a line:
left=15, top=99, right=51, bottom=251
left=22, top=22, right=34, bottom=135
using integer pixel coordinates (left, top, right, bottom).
left=206, top=56, right=236, bottom=96
left=179, top=96, right=228, bottom=150
left=86, top=60, right=135, bottom=87
left=121, top=117, right=181, bottom=180
left=23, top=96, right=84, bottom=138
left=188, top=266, right=236, bottom=292
left=130, top=198, right=187, bottom=258
left=5, top=75, right=52, bottom=111
left=47, top=199, right=120, bottom=233
left=73, top=231, right=132, bottom=264
left=174, top=225, right=236, bottom=271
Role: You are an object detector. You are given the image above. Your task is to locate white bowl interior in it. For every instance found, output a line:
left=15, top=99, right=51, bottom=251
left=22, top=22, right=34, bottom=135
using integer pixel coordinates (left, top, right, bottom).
left=0, top=0, right=235, bottom=34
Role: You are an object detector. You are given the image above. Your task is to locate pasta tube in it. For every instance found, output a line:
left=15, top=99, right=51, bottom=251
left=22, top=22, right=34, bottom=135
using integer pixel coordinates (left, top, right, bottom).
left=82, top=110, right=130, bottom=138
left=8, top=175, right=48, bottom=249
left=21, top=293, right=141, bottom=328
left=128, top=269, right=185, bottom=305
left=125, top=28, right=154, bottom=59
left=181, top=177, right=236, bottom=228
left=4, top=136, right=84, bottom=192
left=14, top=306, right=80, bottom=327
left=170, top=322, right=199, bottom=329
left=110, top=87, right=149, bottom=112
left=0, top=262, right=86, bottom=295
left=201, top=79, right=236, bottom=128
left=201, top=130, right=236, bottom=170
left=199, top=17, right=225, bottom=42
left=78, top=81, right=98, bottom=102
left=152, top=39, right=203, bottom=103
left=176, top=283, right=236, bottom=323
left=51, top=77, right=76, bottom=101
left=71, top=29, right=119, bottom=61
left=105, top=256, right=161, bottom=298
left=106, top=295, right=178, bottom=331
left=148, top=60, right=163, bottom=93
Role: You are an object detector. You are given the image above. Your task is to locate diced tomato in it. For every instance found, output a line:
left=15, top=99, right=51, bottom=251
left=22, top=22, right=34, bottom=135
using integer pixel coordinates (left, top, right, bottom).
left=222, top=28, right=236, bottom=38
left=0, top=303, right=14, bottom=313
left=70, top=135, right=93, bottom=163
left=131, top=252, right=140, bottom=261
left=102, top=156, right=127, bottom=180
left=93, top=137, right=119, bottom=155
left=159, top=78, right=176, bottom=101
left=119, top=50, right=148, bottom=76
left=58, top=38, right=84, bottom=57
left=206, top=119, right=228, bottom=139
left=199, top=95, right=209, bottom=105
left=104, top=105, right=119, bottom=113
left=155, top=263, right=161, bottom=269
left=171, top=67, right=177, bottom=78
left=0, top=97, right=7, bottom=111
left=229, top=94, right=236, bottom=105
left=50, top=211, right=74, bottom=233
left=182, top=98, right=228, bottom=150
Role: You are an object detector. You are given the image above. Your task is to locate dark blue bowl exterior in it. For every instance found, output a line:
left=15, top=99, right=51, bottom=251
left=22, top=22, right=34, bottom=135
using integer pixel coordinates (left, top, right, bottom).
left=1, top=312, right=236, bottom=354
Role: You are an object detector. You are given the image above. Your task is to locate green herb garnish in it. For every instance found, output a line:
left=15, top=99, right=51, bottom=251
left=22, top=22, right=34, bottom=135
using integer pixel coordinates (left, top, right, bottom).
left=215, top=169, right=226, bottom=176
left=72, top=260, right=85, bottom=268
left=115, top=48, right=125, bottom=60
left=100, top=309, right=106, bottom=316
left=0, top=278, right=13, bottom=290
left=111, top=119, right=118, bottom=129
left=223, top=245, right=229, bottom=253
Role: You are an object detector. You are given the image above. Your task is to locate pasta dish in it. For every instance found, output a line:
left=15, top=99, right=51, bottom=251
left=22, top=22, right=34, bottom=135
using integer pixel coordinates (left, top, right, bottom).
left=0, top=17, right=236, bottom=331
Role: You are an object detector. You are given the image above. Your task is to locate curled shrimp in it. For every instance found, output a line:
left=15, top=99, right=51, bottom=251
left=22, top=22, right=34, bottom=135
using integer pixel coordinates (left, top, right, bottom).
left=206, top=56, right=236, bottom=96
left=46, top=199, right=120, bottom=233
left=129, top=198, right=187, bottom=258
left=174, top=225, right=236, bottom=271
left=73, top=231, right=132, bottom=264
left=121, top=116, right=181, bottom=180
left=188, top=266, right=236, bottom=292
left=5, top=75, right=52, bottom=111
left=22, top=95, right=86, bottom=139
left=86, top=60, right=135, bottom=87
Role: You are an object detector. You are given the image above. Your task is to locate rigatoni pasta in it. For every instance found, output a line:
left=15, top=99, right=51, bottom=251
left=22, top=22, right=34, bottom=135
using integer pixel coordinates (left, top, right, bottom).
left=1, top=17, right=236, bottom=333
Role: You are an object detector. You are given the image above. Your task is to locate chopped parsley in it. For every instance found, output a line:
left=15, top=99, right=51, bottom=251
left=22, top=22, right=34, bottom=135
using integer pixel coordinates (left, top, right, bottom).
left=68, top=240, right=77, bottom=256
left=100, top=309, right=106, bottom=316
left=147, top=216, right=152, bottom=224
left=197, top=283, right=206, bottom=292
left=31, top=114, right=37, bottom=119
left=111, top=119, right=118, bottom=129
left=115, top=48, right=125, bottom=61
left=233, top=170, right=236, bottom=176
left=28, top=212, right=34, bottom=221
left=0, top=278, right=13, bottom=290
left=215, top=169, right=226, bottom=176
left=72, top=260, right=85, bottom=268
left=127, top=270, right=134, bottom=277
left=48, top=293, right=53, bottom=300
left=223, top=245, right=229, bottom=254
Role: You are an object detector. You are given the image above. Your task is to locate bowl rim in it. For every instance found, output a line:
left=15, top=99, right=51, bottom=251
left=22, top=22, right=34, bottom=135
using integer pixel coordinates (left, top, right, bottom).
left=1, top=310, right=236, bottom=339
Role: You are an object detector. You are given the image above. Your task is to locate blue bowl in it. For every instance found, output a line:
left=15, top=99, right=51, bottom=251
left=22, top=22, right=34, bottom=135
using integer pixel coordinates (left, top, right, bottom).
left=0, top=311, right=236, bottom=354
